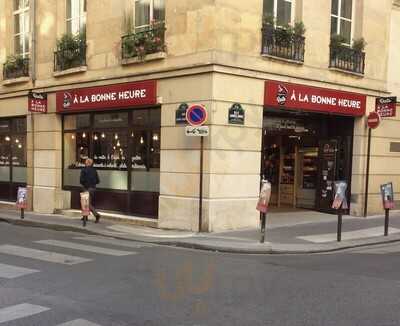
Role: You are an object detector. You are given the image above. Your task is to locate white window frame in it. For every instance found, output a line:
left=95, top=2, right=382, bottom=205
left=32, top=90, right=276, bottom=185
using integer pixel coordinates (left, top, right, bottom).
left=66, top=0, right=86, bottom=35
left=134, top=0, right=164, bottom=30
left=268, top=0, right=295, bottom=27
left=331, top=0, right=355, bottom=45
left=13, top=1, right=30, bottom=57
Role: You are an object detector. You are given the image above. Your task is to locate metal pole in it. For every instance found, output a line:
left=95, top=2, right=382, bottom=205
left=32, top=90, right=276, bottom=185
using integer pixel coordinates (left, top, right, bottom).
left=364, top=127, right=372, bottom=217
left=337, top=209, right=342, bottom=242
left=384, top=208, right=389, bottom=236
left=260, top=213, right=266, bottom=243
left=20, top=208, right=24, bottom=219
left=198, top=136, right=204, bottom=232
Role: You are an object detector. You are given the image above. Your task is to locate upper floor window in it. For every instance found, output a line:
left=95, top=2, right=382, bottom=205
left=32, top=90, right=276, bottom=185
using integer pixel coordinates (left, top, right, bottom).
left=13, top=0, right=30, bottom=57
left=331, top=0, right=353, bottom=44
left=67, top=0, right=87, bottom=35
left=263, top=0, right=293, bottom=27
left=135, top=0, right=165, bottom=30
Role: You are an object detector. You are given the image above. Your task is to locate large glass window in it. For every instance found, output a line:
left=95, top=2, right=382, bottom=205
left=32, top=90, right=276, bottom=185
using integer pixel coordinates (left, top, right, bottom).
left=331, top=0, right=353, bottom=44
left=13, top=0, right=30, bottom=57
left=63, top=109, right=160, bottom=193
left=263, top=0, right=293, bottom=26
left=134, top=0, right=165, bottom=30
left=66, top=0, right=87, bottom=35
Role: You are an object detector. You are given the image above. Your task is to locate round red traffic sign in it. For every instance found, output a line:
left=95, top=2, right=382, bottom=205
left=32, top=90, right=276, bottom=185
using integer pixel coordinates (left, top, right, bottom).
left=186, top=104, right=208, bottom=126
left=367, top=111, right=381, bottom=129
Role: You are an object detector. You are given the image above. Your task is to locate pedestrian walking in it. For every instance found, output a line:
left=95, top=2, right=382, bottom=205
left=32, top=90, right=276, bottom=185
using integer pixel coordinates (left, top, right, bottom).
left=80, top=158, right=101, bottom=226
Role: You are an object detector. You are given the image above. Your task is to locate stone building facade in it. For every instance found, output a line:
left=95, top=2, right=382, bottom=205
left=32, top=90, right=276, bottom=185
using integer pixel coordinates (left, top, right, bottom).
left=0, top=0, right=399, bottom=232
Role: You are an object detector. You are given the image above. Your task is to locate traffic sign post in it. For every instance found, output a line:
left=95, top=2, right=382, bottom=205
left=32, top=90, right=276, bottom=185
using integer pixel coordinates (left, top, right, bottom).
left=185, top=104, right=208, bottom=232
left=364, top=111, right=381, bottom=217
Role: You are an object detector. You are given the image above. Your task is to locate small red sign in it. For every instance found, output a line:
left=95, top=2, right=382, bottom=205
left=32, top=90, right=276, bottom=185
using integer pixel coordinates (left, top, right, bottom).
left=28, top=92, right=47, bottom=113
left=367, top=111, right=381, bottom=129
left=56, top=80, right=157, bottom=113
left=186, top=104, right=207, bottom=126
left=375, top=97, right=396, bottom=118
left=264, top=80, right=366, bottom=116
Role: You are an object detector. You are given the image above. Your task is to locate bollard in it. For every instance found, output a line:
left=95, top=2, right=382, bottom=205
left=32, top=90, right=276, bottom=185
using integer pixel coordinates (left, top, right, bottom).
left=20, top=208, right=24, bottom=219
left=337, top=209, right=342, bottom=242
left=260, top=212, right=266, bottom=243
left=384, top=208, right=389, bottom=236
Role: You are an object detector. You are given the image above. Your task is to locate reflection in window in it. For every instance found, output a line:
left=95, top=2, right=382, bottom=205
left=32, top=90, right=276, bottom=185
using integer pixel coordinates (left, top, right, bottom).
left=135, top=0, right=165, bottom=29
left=13, top=0, right=30, bottom=57
left=67, top=0, right=86, bottom=35
left=263, top=0, right=292, bottom=26
left=331, top=0, right=352, bottom=44
left=93, top=132, right=128, bottom=169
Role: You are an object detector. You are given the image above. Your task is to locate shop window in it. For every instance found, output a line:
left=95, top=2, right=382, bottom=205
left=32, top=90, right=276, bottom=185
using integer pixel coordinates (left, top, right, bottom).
left=132, top=109, right=148, bottom=126
left=64, top=114, right=91, bottom=130
left=67, top=0, right=87, bottom=35
left=94, top=112, right=128, bottom=129
left=13, top=0, right=30, bottom=57
left=263, top=0, right=293, bottom=26
left=0, top=136, right=11, bottom=182
left=331, top=0, right=353, bottom=44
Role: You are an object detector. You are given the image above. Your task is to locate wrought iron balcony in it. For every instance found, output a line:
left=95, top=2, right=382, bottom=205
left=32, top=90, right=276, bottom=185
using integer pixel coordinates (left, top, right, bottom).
left=121, top=23, right=166, bottom=60
left=3, top=57, right=29, bottom=80
left=261, top=25, right=305, bottom=62
left=54, top=44, right=87, bottom=72
left=329, top=45, right=365, bottom=75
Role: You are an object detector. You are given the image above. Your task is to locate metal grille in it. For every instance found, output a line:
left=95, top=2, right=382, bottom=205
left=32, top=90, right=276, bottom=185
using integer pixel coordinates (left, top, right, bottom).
left=329, top=45, right=365, bottom=74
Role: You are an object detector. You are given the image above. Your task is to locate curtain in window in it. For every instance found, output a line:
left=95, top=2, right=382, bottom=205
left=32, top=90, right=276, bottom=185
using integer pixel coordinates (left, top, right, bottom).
left=262, top=0, right=291, bottom=26
left=13, top=0, right=29, bottom=56
left=67, top=0, right=86, bottom=35
left=135, top=0, right=150, bottom=27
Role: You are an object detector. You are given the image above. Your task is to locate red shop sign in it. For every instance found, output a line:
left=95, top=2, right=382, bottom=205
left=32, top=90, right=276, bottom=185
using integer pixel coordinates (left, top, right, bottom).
left=28, top=92, right=47, bottom=113
left=56, top=80, right=157, bottom=113
left=264, top=80, right=366, bottom=116
left=375, top=96, right=396, bottom=118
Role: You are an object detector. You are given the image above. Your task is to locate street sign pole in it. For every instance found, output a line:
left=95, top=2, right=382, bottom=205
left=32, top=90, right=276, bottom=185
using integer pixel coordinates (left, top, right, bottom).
left=199, top=137, right=204, bottom=232
left=364, top=127, right=372, bottom=217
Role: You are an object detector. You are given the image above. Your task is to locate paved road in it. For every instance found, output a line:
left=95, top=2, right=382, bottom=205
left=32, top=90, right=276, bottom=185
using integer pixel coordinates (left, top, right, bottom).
left=1, top=223, right=400, bottom=325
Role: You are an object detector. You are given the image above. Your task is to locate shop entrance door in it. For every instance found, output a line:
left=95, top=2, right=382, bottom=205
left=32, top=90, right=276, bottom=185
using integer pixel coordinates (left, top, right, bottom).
left=316, top=137, right=352, bottom=213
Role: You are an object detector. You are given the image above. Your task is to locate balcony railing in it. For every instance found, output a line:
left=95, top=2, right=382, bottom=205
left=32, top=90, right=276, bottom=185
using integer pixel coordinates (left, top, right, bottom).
left=329, top=45, right=365, bottom=75
left=3, top=57, right=29, bottom=80
left=54, top=44, right=86, bottom=72
left=121, top=23, right=166, bottom=60
left=261, top=25, right=305, bottom=62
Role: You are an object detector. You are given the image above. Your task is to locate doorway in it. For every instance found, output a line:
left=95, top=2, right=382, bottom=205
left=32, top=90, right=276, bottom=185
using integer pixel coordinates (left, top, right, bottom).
left=262, top=110, right=354, bottom=214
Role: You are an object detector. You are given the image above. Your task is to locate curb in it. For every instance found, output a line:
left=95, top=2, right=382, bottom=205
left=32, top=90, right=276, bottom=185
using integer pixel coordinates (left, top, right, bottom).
left=2, top=217, right=400, bottom=255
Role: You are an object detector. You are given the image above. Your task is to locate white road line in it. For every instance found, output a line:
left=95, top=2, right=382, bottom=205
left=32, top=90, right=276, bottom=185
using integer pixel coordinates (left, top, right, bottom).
left=0, top=245, right=92, bottom=265
left=73, top=236, right=154, bottom=248
left=0, top=303, right=50, bottom=323
left=35, top=240, right=136, bottom=256
left=57, top=319, right=102, bottom=326
left=297, top=227, right=400, bottom=243
left=0, top=263, right=39, bottom=279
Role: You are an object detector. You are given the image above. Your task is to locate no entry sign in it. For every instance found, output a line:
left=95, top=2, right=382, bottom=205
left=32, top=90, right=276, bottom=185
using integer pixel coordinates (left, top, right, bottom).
left=186, top=105, right=207, bottom=126
left=367, top=111, right=381, bottom=129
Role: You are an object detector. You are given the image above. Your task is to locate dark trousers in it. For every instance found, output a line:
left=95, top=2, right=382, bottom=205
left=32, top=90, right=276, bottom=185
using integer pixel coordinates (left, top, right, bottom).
left=84, top=187, right=99, bottom=217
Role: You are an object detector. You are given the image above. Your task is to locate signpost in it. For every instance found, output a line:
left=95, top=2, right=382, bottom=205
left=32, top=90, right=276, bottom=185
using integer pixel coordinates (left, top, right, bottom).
left=185, top=104, right=208, bottom=232
left=28, top=92, right=47, bottom=113
left=332, top=181, right=348, bottom=242
left=16, top=187, right=28, bottom=219
left=256, top=180, right=272, bottom=243
left=380, top=182, right=395, bottom=236
left=364, top=111, right=382, bottom=217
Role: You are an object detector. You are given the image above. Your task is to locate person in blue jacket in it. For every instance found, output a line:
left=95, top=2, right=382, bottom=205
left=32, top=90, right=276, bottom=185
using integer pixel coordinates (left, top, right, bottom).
left=80, top=158, right=101, bottom=226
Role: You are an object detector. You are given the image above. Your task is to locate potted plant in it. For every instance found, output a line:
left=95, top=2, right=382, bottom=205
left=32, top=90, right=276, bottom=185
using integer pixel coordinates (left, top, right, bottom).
left=352, top=37, right=366, bottom=52
left=56, top=32, right=86, bottom=70
left=293, top=21, right=306, bottom=37
left=3, top=55, right=26, bottom=78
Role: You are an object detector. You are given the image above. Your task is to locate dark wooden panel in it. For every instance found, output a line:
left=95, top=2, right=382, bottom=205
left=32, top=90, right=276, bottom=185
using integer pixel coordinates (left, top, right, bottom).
left=129, top=191, right=158, bottom=218
left=94, top=190, right=128, bottom=213
left=0, top=182, right=10, bottom=201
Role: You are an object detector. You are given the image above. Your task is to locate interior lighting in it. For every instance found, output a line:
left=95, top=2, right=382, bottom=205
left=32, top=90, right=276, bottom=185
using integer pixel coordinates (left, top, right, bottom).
left=71, top=134, right=75, bottom=139
left=115, top=134, right=118, bottom=140
left=18, top=144, right=22, bottom=149
left=94, top=134, right=98, bottom=140
left=82, top=132, right=86, bottom=138
left=140, top=137, right=144, bottom=144
left=101, top=132, right=106, bottom=138
left=152, top=133, right=159, bottom=141
left=15, top=139, right=19, bottom=143
left=5, top=136, right=10, bottom=142
left=117, top=140, right=121, bottom=147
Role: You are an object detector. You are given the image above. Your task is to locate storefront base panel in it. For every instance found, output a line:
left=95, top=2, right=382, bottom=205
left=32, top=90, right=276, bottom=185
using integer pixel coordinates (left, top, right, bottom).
left=158, top=196, right=259, bottom=232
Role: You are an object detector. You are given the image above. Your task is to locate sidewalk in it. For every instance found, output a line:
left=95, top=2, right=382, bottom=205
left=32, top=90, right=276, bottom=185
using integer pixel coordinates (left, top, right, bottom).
left=1, top=208, right=400, bottom=254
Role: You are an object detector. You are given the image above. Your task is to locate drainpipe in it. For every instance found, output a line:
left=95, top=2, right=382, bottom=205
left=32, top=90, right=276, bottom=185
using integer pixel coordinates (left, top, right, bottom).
left=30, top=0, right=36, bottom=211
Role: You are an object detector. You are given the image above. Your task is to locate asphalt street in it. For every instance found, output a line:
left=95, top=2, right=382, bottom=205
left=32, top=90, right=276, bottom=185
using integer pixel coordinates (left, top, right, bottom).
left=1, top=222, right=400, bottom=326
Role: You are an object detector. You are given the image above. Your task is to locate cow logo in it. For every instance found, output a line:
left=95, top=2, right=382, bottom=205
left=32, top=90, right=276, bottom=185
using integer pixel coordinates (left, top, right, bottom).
left=63, top=92, right=73, bottom=108
left=276, top=84, right=288, bottom=105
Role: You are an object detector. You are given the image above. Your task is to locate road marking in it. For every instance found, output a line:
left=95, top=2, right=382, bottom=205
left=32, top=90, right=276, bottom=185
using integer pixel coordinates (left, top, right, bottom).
left=74, top=236, right=154, bottom=248
left=35, top=240, right=136, bottom=256
left=0, top=263, right=39, bottom=279
left=297, top=227, right=400, bottom=243
left=0, top=303, right=50, bottom=323
left=57, top=319, right=102, bottom=326
left=0, top=245, right=92, bottom=265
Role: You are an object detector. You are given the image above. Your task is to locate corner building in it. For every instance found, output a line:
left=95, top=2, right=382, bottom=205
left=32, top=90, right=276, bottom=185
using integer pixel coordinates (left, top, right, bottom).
left=0, top=0, right=399, bottom=232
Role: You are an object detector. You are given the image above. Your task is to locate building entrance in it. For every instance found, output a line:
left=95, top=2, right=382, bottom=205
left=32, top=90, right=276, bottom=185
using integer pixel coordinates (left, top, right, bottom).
left=262, top=111, right=354, bottom=214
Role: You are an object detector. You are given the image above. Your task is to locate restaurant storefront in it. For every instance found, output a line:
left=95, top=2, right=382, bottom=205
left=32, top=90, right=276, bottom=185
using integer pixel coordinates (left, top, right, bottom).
left=262, top=80, right=367, bottom=214
left=57, top=80, right=160, bottom=218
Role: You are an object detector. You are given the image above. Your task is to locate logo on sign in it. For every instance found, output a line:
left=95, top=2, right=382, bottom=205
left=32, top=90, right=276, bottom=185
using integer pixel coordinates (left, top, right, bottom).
left=277, top=84, right=288, bottom=105
left=63, top=92, right=73, bottom=108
